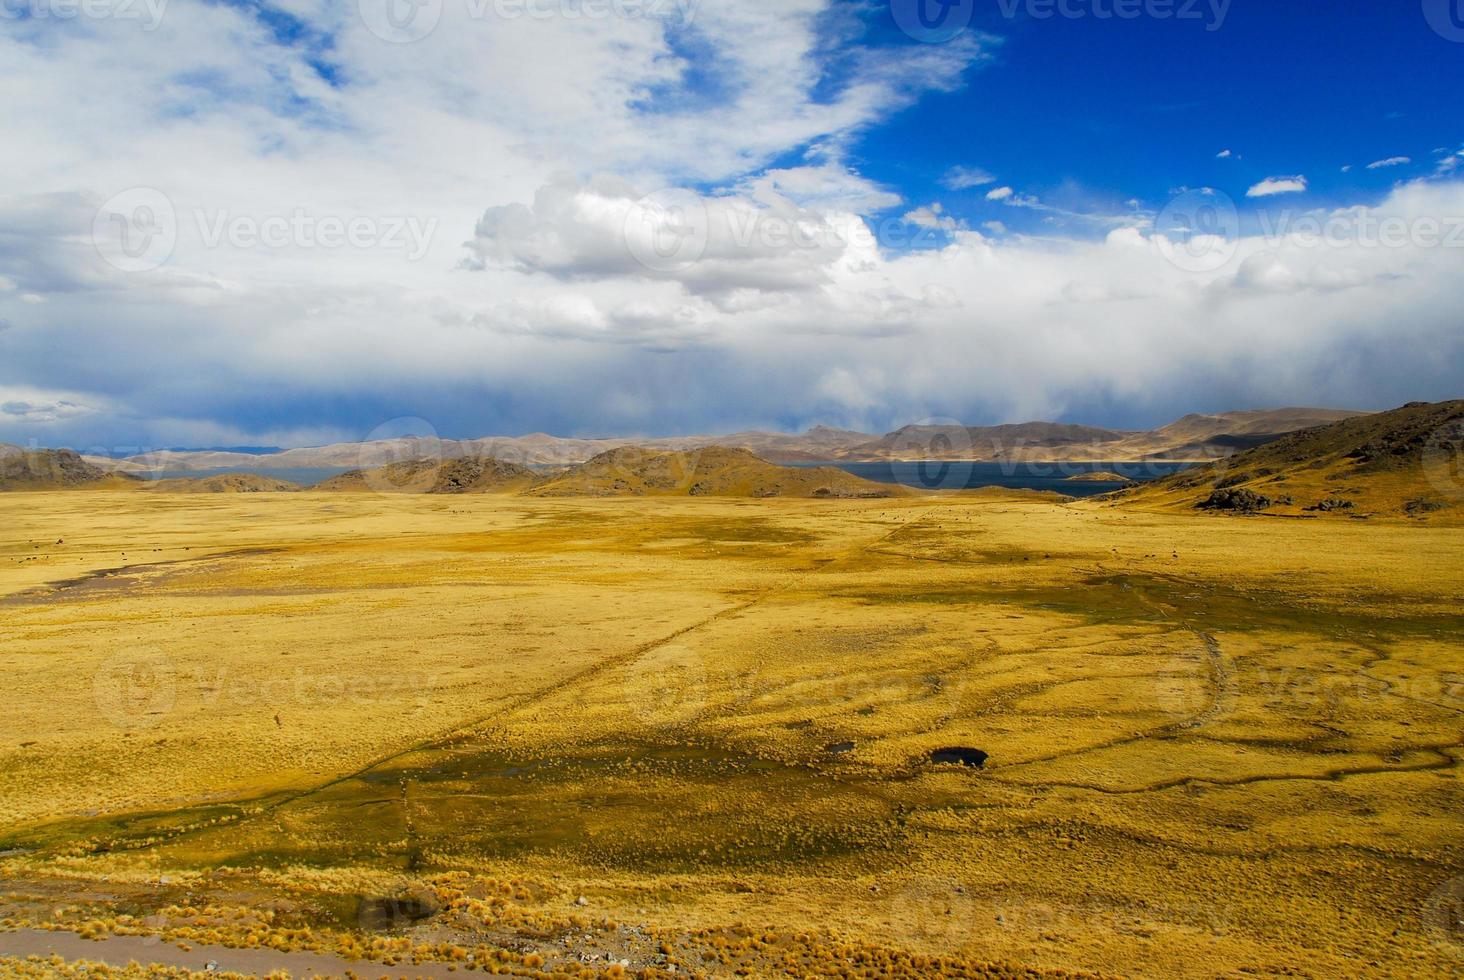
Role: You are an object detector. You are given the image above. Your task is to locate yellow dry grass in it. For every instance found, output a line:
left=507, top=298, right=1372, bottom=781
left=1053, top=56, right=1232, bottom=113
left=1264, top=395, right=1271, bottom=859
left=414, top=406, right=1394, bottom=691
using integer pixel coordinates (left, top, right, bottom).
left=0, top=489, right=1460, bottom=977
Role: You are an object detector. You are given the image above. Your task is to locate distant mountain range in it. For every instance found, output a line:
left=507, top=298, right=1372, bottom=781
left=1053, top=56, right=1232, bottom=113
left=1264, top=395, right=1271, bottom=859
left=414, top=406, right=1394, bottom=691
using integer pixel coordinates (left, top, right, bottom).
left=7, top=404, right=1461, bottom=512
left=0, top=444, right=904, bottom=499
left=71, top=407, right=1367, bottom=474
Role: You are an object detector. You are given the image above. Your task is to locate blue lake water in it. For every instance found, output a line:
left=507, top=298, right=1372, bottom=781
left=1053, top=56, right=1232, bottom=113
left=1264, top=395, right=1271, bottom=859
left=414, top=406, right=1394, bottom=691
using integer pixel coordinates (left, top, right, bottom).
left=795, top=460, right=1195, bottom=497
left=139, top=460, right=1195, bottom=497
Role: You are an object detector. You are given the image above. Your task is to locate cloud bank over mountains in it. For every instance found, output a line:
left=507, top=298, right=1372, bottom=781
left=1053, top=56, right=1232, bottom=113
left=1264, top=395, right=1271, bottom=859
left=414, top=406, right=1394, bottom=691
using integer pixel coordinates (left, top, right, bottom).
left=1, top=0, right=1460, bottom=449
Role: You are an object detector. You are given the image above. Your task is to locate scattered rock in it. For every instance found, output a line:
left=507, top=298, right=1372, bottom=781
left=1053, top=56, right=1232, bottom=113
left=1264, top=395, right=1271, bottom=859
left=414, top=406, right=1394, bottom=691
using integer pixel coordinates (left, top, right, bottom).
left=1197, top=488, right=1273, bottom=513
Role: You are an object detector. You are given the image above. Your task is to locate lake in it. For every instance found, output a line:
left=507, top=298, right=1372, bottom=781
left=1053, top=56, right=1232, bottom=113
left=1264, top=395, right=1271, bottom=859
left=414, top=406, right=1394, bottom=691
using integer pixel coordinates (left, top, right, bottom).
left=795, top=460, right=1195, bottom=497
left=138, top=460, right=1196, bottom=497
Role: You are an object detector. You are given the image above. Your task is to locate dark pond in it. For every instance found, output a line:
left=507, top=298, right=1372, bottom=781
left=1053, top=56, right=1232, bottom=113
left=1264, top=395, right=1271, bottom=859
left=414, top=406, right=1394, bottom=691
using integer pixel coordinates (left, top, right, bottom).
left=930, top=747, right=988, bottom=768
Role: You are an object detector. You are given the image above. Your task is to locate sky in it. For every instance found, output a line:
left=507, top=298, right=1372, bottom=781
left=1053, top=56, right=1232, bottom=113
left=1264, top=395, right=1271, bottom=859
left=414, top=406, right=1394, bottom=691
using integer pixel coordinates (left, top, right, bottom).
left=1, top=0, right=1462, bottom=450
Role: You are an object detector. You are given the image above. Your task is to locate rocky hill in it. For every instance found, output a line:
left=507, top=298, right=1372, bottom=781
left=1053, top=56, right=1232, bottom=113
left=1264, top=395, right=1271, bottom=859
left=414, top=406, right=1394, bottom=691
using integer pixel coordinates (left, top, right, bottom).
left=648, top=425, right=879, bottom=463
left=143, top=474, right=302, bottom=493
left=315, top=456, right=537, bottom=494
left=526, top=447, right=904, bottom=498
left=855, top=422, right=1132, bottom=461
left=1109, top=401, right=1464, bottom=519
left=858, top=410, right=1368, bottom=464
left=0, top=445, right=135, bottom=490
left=1124, top=407, right=1367, bottom=460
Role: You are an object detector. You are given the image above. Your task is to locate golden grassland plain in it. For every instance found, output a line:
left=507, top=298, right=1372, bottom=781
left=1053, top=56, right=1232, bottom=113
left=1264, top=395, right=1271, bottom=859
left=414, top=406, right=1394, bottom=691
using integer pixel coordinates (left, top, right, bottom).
left=0, top=489, right=1460, bottom=977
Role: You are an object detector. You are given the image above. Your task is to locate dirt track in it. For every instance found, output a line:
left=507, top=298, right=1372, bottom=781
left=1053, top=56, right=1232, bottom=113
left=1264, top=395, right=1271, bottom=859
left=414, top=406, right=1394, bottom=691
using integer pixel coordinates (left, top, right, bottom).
left=0, top=927, right=458, bottom=978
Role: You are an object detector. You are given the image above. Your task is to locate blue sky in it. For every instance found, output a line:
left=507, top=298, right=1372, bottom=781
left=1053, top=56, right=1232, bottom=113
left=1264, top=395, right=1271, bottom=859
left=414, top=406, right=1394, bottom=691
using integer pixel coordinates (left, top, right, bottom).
left=1, top=0, right=1462, bottom=448
left=856, top=1, right=1464, bottom=242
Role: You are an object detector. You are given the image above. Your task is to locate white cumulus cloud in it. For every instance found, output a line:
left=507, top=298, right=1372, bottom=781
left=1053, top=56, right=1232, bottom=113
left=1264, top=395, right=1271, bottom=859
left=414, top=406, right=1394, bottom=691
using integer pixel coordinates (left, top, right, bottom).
left=1247, top=176, right=1309, bottom=197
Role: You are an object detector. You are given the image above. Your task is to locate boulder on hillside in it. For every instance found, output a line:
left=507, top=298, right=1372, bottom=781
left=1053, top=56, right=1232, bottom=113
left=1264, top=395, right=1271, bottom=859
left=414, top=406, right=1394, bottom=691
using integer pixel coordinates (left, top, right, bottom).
left=1197, top=488, right=1275, bottom=513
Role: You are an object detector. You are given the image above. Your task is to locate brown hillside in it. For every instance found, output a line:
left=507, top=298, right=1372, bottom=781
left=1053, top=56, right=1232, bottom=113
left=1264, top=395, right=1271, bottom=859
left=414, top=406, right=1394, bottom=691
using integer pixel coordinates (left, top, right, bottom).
left=144, top=474, right=302, bottom=493
left=1108, top=400, right=1464, bottom=519
left=0, top=446, right=135, bottom=490
left=1126, top=407, right=1369, bottom=460
left=526, top=446, right=905, bottom=498
left=857, top=422, right=1132, bottom=461
left=315, top=456, right=536, bottom=494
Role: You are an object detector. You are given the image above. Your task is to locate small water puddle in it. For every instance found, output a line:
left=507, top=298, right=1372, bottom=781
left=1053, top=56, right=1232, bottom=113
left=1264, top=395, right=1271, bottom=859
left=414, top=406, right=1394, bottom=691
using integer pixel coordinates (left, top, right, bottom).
left=930, top=747, right=987, bottom=768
